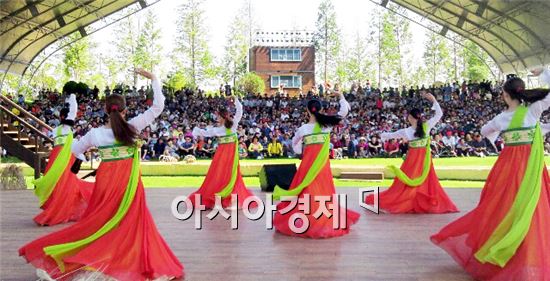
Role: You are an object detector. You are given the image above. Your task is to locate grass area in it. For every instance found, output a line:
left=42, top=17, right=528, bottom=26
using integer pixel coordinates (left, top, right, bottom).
left=0, top=156, right=24, bottom=163
left=23, top=175, right=485, bottom=189
left=140, top=176, right=485, bottom=188
left=147, top=156, right=550, bottom=167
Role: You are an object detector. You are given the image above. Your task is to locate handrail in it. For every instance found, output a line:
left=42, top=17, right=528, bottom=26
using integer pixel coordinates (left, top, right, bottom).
left=0, top=104, right=53, bottom=143
left=0, top=94, right=53, bottom=131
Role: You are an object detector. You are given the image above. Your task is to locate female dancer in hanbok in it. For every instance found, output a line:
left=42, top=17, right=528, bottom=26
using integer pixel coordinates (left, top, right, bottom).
left=33, top=93, right=93, bottom=226
left=272, top=91, right=360, bottom=238
left=431, top=68, right=550, bottom=281
left=365, top=91, right=458, bottom=214
left=19, top=69, right=183, bottom=280
left=189, top=96, right=256, bottom=209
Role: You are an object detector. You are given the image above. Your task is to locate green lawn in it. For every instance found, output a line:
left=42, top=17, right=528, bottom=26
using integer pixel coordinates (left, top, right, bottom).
left=24, top=175, right=485, bottom=189
left=175, top=156, right=550, bottom=167
left=141, top=176, right=485, bottom=188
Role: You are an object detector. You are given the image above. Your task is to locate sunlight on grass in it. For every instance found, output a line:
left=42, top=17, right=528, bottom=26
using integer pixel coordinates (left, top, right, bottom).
left=140, top=176, right=485, bottom=189
left=25, top=175, right=486, bottom=190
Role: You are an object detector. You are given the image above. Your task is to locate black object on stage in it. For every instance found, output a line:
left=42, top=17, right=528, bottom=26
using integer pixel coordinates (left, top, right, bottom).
left=259, top=164, right=297, bottom=192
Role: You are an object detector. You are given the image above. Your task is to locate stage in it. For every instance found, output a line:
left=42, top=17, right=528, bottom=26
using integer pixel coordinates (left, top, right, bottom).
left=0, top=187, right=477, bottom=281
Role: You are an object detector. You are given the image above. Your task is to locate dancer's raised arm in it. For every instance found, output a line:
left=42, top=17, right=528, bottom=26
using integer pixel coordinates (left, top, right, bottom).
left=424, top=92, right=443, bottom=130
left=232, top=97, right=243, bottom=131
left=528, top=67, right=550, bottom=119
left=67, top=94, right=77, bottom=121
left=128, top=69, right=165, bottom=132
left=336, top=92, right=351, bottom=118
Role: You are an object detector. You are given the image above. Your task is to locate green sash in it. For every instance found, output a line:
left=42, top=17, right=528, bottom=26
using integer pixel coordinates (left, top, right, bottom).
left=475, top=105, right=544, bottom=267
left=33, top=127, right=74, bottom=206
left=387, top=123, right=431, bottom=187
left=216, top=129, right=239, bottom=198
left=273, top=123, right=329, bottom=200
left=43, top=143, right=141, bottom=272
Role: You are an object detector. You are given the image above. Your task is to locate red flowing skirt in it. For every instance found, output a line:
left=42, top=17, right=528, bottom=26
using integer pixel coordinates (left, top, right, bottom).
left=273, top=143, right=360, bottom=238
left=431, top=144, right=550, bottom=281
left=19, top=158, right=184, bottom=280
left=188, top=142, right=256, bottom=209
left=34, top=146, right=93, bottom=226
left=365, top=147, right=458, bottom=214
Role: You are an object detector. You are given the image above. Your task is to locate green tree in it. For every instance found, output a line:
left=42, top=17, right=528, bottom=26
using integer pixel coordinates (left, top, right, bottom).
left=222, top=1, right=253, bottom=85
left=313, top=0, right=341, bottom=83
left=423, top=27, right=452, bottom=84
left=236, top=72, right=264, bottom=94
left=135, top=11, right=163, bottom=72
left=175, top=0, right=216, bottom=87
left=62, top=33, right=93, bottom=81
left=344, top=31, right=373, bottom=86
left=165, top=71, right=189, bottom=94
left=379, top=12, right=400, bottom=87
left=390, top=5, right=413, bottom=86
left=462, top=40, right=490, bottom=81
left=112, top=17, right=139, bottom=86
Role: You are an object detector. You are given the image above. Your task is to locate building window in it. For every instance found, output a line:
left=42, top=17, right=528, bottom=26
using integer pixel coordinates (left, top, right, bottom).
left=270, top=48, right=302, bottom=62
left=271, top=75, right=302, bottom=88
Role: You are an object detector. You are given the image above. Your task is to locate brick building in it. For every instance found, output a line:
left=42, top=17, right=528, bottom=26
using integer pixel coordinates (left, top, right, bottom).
left=249, top=31, right=315, bottom=96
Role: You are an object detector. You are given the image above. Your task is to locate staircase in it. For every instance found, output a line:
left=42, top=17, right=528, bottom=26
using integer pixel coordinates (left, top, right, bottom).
left=1, top=94, right=53, bottom=179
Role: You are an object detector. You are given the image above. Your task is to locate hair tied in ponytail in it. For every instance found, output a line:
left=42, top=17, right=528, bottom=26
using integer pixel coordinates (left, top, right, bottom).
left=110, top=104, right=119, bottom=111
left=516, top=86, right=524, bottom=93
left=311, top=107, right=316, bottom=112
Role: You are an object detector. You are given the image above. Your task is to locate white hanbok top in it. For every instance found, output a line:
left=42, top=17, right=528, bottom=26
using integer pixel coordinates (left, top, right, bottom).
left=72, top=78, right=164, bottom=159
left=481, top=69, right=550, bottom=142
left=380, top=101, right=443, bottom=142
left=49, top=94, right=77, bottom=137
left=191, top=98, right=243, bottom=138
left=292, top=96, right=351, bottom=154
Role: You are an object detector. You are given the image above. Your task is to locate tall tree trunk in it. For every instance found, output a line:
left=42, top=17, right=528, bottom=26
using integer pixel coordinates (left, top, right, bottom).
left=377, top=13, right=381, bottom=88
left=324, top=18, right=328, bottom=84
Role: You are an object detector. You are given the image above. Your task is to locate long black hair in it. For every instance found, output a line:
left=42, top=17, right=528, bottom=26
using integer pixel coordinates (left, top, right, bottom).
left=307, top=99, right=342, bottom=127
left=503, top=77, right=550, bottom=103
left=59, top=107, right=75, bottom=126
left=105, top=94, right=138, bottom=146
left=217, top=106, right=234, bottom=129
left=409, top=108, right=425, bottom=138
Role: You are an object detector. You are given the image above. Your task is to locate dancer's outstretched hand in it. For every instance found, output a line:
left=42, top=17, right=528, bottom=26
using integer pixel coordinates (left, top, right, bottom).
left=135, top=68, right=155, bottom=80
left=530, top=67, right=545, bottom=76
left=421, top=91, right=436, bottom=103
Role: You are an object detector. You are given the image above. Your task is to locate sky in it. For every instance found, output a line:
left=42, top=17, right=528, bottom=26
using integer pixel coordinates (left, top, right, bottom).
left=87, top=0, right=433, bottom=87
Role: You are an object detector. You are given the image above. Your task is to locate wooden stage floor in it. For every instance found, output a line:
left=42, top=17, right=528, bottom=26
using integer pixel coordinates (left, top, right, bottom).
left=0, top=187, right=478, bottom=281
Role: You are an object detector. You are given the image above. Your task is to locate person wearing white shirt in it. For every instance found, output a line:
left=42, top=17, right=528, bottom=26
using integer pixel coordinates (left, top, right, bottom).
left=367, top=91, right=458, bottom=214
left=189, top=96, right=257, bottom=209
left=432, top=67, right=550, bottom=281
left=31, top=92, right=94, bottom=226
left=272, top=91, right=360, bottom=239
left=21, top=69, right=183, bottom=280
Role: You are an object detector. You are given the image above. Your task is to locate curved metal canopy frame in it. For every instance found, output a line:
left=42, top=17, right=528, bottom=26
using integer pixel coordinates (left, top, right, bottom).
left=374, top=0, right=550, bottom=74
left=0, top=0, right=158, bottom=90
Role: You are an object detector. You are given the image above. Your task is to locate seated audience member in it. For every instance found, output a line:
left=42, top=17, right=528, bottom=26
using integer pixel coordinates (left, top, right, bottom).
left=248, top=136, right=264, bottom=159
left=267, top=138, right=283, bottom=158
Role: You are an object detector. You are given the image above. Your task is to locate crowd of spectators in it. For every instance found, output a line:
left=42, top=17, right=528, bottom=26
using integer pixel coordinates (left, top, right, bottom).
left=5, top=78, right=550, bottom=161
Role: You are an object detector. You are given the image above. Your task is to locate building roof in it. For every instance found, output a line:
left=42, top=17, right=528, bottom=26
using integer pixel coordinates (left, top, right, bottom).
left=384, top=0, right=550, bottom=74
left=0, top=0, right=156, bottom=78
